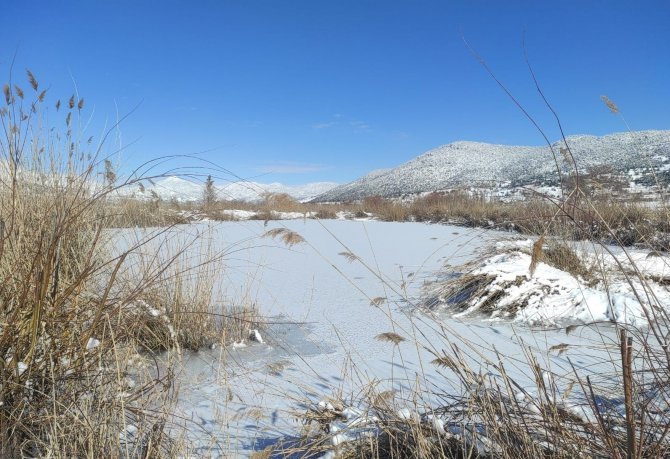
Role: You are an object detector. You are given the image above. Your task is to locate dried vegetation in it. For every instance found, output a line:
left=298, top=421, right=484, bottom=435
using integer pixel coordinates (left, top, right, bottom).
left=0, top=71, right=258, bottom=456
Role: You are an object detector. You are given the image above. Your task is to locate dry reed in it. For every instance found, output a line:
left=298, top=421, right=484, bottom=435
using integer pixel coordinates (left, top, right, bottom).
left=0, top=70, right=256, bottom=456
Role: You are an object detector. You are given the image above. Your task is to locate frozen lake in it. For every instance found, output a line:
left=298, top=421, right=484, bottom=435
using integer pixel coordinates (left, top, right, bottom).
left=116, top=220, right=622, bottom=456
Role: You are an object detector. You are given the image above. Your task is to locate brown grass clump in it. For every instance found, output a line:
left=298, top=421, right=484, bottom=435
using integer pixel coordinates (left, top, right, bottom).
left=115, top=239, right=262, bottom=351
left=426, top=272, right=508, bottom=315
left=262, top=192, right=301, bottom=213
left=360, top=195, right=411, bottom=221
left=541, top=242, right=591, bottom=281
left=314, top=208, right=338, bottom=219
left=0, top=70, right=247, bottom=456
left=324, top=191, right=670, bottom=251
left=103, top=197, right=191, bottom=228
left=0, top=72, right=171, bottom=456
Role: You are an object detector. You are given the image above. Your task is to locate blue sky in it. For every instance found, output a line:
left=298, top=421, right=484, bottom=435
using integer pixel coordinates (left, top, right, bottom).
left=3, top=1, right=669, bottom=184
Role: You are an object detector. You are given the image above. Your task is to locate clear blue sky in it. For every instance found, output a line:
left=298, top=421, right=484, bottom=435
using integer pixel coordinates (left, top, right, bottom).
left=3, top=1, right=669, bottom=184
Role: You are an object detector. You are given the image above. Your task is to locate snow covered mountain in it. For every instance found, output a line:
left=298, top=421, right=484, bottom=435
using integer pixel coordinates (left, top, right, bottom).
left=119, top=177, right=338, bottom=203
left=313, top=130, right=670, bottom=202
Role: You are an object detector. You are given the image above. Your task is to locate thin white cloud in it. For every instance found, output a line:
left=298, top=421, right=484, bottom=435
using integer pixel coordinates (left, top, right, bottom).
left=350, top=120, right=371, bottom=131
left=256, top=162, right=330, bottom=174
left=312, top=121, right=336, bottom=129
left=312, top=115, right=372, bottom=132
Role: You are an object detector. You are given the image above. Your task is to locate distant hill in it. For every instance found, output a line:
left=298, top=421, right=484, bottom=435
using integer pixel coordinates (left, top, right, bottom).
left=312, top=130, right=670, bottom=202
left=119, top=177, right=338, bottom=203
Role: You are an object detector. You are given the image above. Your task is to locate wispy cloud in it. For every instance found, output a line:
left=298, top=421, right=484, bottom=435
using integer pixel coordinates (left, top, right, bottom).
left=350, top=120, right=371, bottom=132
left=312, top=114, right=372, bottom=132
left=256, top=162, right=330, bottom=174
left=312, top=121, right=336, bottom=129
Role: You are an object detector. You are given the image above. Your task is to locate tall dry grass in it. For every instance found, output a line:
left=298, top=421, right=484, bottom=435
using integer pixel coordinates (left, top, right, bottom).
left=103, top=197, right=191, bottom=228
left=357, top=191, right=670, bottom=250
left=0, top=71, right=257, bottom=456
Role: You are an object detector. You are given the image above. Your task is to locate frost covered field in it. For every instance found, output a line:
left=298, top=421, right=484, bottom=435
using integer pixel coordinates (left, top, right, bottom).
left=113, top=219, right=667, bottom=457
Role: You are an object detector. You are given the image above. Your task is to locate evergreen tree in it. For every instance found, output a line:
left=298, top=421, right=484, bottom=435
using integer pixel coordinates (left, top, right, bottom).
left=202, top=175, right=217, bottom=208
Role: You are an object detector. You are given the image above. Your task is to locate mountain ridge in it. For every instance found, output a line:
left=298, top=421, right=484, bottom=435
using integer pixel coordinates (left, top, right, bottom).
left=119, top=177, right=338, bottom=203
left=312, top=130, right=670, bottom=202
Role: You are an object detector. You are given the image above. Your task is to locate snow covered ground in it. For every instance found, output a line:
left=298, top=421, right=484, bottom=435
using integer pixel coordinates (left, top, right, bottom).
left=113, top=221, right=665, bottom=456
left=424, top=238, right=670, bottom=328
